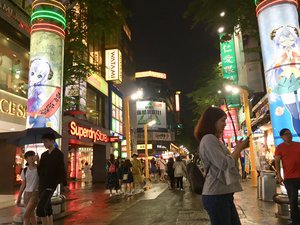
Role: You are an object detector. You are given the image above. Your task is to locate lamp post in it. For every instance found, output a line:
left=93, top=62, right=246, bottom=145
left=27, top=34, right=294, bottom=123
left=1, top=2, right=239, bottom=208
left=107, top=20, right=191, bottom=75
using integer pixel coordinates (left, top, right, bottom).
left=144, top=120, right=156, bottom=186
left=124, top=90, right=143, bottom=158
left=225, top=85, right=258, bottom=186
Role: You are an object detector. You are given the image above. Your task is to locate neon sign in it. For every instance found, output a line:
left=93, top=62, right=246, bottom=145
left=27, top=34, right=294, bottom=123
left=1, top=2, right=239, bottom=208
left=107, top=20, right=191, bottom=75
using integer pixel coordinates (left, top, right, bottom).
left=69, top=121, right=109, bottom=143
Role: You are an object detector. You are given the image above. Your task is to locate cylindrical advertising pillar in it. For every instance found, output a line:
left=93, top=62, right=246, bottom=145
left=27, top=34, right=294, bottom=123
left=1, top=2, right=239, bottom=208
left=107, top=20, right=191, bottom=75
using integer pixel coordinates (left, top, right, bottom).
left=256, top=0, right=300, bottom=145
left=26, top=0, right=66, bottom=145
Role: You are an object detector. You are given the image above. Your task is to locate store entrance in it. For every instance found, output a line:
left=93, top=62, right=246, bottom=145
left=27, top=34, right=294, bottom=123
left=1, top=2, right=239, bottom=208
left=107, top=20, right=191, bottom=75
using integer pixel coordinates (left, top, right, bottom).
left=92, top=144, right=106, bottom=183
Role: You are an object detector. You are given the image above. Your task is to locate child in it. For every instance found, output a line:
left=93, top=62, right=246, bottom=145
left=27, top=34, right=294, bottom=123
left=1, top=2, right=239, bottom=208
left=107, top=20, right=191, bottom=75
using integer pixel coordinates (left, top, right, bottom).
left=16, top=151, right=39, bottom=225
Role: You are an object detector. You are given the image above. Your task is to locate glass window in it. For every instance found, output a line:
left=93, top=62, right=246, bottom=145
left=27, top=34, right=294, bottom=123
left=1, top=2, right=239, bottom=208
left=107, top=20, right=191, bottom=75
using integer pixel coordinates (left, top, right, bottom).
left=86, top=85, right=105, bottom=127
left=0, top=33, right=29, bottom=97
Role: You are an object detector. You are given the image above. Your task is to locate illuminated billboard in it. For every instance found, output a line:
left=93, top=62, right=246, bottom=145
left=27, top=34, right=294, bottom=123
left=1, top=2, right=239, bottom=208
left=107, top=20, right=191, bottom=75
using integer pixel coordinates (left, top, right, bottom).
left=26, top=1, right=66, bottom=156
left=136, top=101, right=166, bottom=129
left=111, top=91, right=123, bottom=135
left=135, top=71, right=167, bottom=79
left=105, top=49, right=122, bottom=83
left=256, top=0, right=300, bottom=144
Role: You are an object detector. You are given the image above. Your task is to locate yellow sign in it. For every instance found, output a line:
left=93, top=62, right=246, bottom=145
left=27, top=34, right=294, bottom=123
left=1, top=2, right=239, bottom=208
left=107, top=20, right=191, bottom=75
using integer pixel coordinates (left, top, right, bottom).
left=105, top=49, right=122, bottom=83
left=0, top=90, right=27, bottom=124
left=0, top=99, right=26, bottom=118
left=135, top=71, right=167, bottom=79
left=137, top=144, right=153, bottom=150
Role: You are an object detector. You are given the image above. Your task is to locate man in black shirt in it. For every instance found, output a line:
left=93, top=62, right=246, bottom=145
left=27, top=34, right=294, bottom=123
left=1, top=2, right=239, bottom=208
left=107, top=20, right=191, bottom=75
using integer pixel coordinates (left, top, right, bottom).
left=36, top=133, right=69, bottom=225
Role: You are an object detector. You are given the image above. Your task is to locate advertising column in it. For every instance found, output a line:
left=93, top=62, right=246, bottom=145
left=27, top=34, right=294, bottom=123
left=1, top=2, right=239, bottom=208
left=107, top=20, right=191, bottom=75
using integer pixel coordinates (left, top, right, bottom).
left=26, top=1, right=66, bottom=149
left=256, top=0, right=300, bottom=145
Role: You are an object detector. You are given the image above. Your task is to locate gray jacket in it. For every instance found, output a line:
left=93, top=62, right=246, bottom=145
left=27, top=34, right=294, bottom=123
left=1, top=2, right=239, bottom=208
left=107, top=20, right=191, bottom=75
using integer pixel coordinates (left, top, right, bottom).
left=198, top=134, right=242, bottom=195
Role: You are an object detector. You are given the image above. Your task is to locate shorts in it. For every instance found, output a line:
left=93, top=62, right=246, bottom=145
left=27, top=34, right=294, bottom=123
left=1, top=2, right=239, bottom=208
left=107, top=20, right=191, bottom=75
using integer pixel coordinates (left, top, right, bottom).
left=36, top=188, right=54, bottom=217
left=24, top=191, right=39, bottom=207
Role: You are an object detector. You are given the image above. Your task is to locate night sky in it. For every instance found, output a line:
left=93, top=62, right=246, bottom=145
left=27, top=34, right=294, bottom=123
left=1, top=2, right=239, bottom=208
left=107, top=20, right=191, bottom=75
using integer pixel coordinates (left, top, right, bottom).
left=130, top=0, right=219, bottom=93
left=130, top=0, right=219, bottom=134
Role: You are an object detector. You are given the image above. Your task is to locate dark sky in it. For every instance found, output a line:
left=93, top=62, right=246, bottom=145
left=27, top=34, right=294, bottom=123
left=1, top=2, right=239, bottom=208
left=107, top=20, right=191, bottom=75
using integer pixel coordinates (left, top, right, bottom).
left=130, top=0, right=219, bottom=94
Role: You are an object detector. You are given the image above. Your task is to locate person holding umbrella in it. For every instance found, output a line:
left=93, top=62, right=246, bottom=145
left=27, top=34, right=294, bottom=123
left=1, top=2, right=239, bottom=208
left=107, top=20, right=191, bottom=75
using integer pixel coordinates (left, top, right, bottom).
left=36, top=133, right=69, bottom=225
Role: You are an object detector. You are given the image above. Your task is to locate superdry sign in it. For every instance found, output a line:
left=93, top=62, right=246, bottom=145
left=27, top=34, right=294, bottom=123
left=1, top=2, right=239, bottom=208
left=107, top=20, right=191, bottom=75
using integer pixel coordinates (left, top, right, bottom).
left=69, top=121, right=109, bottom=143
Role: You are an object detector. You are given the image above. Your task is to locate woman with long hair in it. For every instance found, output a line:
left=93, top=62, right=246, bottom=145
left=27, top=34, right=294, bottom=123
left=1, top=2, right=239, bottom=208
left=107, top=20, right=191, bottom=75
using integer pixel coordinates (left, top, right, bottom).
left=194, top=107, right=249, bottom=225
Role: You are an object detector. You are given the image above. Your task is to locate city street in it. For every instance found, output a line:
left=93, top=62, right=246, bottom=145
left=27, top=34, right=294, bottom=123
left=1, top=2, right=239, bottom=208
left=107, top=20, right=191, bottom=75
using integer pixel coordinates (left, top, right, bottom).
left=0, top=179, right=292, bottom=225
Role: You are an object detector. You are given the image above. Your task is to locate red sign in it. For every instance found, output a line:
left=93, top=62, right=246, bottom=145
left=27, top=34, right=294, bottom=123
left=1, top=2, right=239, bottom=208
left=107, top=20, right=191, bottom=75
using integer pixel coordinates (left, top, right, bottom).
left=221, top=106, right=239, bottom=139
left=109, top=136, right=119, bottom=143
left=69, top=121, right=109, bottom=143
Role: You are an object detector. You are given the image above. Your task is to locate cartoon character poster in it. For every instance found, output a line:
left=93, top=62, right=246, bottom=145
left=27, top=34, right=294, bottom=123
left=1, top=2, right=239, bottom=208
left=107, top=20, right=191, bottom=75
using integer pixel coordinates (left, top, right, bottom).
left=257, top=1, right=300, bottom=145
left=26, top=31, right=64, bottom=133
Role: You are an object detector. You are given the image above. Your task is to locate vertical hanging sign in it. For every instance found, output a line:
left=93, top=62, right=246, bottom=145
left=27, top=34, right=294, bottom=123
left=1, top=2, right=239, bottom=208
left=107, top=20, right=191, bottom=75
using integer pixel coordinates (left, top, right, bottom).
left=256, top=0, right=300, bottom=145
left=220, top=34, right=238, bottom=83
left=220, top=34, right=240, bottom=107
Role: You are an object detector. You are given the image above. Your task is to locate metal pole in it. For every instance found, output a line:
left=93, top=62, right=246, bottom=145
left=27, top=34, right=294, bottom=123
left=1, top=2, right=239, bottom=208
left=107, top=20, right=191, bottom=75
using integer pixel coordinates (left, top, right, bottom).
left=124, top=97, right=131, bottom=158
left=242, top=89, right=257, bottom=186
left=144, top=124, right=149, bottom=179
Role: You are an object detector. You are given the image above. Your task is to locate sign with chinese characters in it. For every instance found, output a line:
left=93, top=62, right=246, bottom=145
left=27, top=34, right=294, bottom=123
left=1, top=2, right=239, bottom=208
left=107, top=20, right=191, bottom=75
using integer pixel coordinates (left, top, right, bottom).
left=220, top=34, right=238, bottom=83
left=220, top=34, right=240, bottom=107
left=136, top=101, right=167, bottom=129
left=137, top=132, right=173, bottom=141
left=105, top=49, right=122, bottom=83
left=221, top=106, right=239, bottom=139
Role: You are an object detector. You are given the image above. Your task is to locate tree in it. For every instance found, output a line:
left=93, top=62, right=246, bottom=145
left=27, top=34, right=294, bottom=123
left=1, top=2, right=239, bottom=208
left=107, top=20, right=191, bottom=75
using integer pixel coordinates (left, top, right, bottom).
left=187, top=61, right=229, bottom=119
left=63, top=0, right=129, bottom=110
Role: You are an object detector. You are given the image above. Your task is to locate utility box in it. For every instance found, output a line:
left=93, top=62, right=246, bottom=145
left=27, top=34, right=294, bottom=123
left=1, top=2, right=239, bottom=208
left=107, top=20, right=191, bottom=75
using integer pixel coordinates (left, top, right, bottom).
left=261, top=170, right=276, bottom=202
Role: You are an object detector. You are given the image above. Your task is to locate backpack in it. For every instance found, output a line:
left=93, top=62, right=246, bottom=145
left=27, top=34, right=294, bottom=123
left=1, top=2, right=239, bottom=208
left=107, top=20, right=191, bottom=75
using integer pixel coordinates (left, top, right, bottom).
left=187, top=162, right=206, bottom=195
left=108, top=161, right=116, bottom=173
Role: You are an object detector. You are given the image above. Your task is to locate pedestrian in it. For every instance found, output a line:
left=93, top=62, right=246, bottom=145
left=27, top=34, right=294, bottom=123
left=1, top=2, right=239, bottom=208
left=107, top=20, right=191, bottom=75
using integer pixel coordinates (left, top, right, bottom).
left=173, top=156, right=187, bottom=191
left=166, top=157, right=175, bottom=189
left=106, top=154, right=120, bottom=197
left=150, top=157, right=158, bottom=182
left=16, top=151, right=39, bottom=225
left=83, top=162, right=90, bottom=182
left=36, top=133, right=69, bottom=225
left=194, top=106, right=249, bottom=225
left=121, top=158, right=134, bottom=196
left=157, top=155, right=167, bottom=182
left=131, top=154, right=144, bottom=191
left=116, top=156, right=123, bottom=193
left=275, top=128, right=300, bottom=225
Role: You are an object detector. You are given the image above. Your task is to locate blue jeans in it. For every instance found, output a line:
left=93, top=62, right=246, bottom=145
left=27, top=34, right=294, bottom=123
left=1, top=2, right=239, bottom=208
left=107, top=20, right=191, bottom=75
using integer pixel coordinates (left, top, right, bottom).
left=284, top=178, right=300, bottom=224
left=202, top=193, right=241, bottom=225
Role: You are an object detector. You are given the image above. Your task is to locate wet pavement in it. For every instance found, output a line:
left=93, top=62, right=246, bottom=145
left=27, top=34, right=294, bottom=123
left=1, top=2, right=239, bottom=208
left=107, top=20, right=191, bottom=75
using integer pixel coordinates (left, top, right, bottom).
left=0, top=179, right=293, bottom=225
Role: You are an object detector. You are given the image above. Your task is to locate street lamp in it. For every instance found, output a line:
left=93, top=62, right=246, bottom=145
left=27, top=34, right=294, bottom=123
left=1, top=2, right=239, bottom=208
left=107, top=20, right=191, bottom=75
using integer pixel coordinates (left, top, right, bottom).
left=144, top=119, right=156, bottom=187
left=124, top=89, right=143, bottom=158
left=225, top=84, right=258, bottom=187
left=218, top=26, right=225, bottom=33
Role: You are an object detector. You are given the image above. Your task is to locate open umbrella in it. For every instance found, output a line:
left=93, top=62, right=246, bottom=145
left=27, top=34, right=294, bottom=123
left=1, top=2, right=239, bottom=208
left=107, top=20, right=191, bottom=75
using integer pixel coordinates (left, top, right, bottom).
left=6, top=127, right=62, bottom=146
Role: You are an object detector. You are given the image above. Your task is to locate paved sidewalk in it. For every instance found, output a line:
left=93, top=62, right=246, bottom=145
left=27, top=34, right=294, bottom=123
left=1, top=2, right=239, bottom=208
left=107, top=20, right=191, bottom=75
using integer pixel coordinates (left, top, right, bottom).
left=0, top=179, right=293, bottom=225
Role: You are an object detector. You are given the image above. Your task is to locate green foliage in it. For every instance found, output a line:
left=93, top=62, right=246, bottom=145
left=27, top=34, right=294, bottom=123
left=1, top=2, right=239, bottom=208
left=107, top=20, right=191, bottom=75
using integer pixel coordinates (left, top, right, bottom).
left=184, top=0, right=259, bottom=38
left=63, top=0, right=129, bottom=109
left=187, top=62, right=228, bottom=119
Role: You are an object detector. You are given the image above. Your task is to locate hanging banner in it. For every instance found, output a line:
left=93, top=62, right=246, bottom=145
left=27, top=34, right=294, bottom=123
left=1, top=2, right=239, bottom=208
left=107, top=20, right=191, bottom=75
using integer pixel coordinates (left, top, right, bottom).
left=220, top=34, right=240, bottom=107
left=256, top=0, right=300, bottom=145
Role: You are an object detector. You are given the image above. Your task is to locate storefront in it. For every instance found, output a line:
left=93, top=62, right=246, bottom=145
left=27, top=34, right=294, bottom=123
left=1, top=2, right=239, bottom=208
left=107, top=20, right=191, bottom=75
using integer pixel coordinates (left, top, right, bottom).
left=251, top=95, right=275, bottom=171
left=62, top=116, right=111, bottom=183
left=0, top=0, right=30, bottom=193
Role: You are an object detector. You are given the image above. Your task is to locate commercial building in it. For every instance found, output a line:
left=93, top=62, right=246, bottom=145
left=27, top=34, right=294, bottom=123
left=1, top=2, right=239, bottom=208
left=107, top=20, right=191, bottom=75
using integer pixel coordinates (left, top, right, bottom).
left=134, top=71, right=176, bottom=157
left=0, top=0, right=30, bottom=193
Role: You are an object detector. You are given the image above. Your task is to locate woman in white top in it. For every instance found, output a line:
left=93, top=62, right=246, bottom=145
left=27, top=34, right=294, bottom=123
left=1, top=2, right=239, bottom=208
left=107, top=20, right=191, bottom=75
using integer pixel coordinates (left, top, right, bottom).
left=194, top=107, right=249, bottom=225
left=16, top=151, right=39, bottom=225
